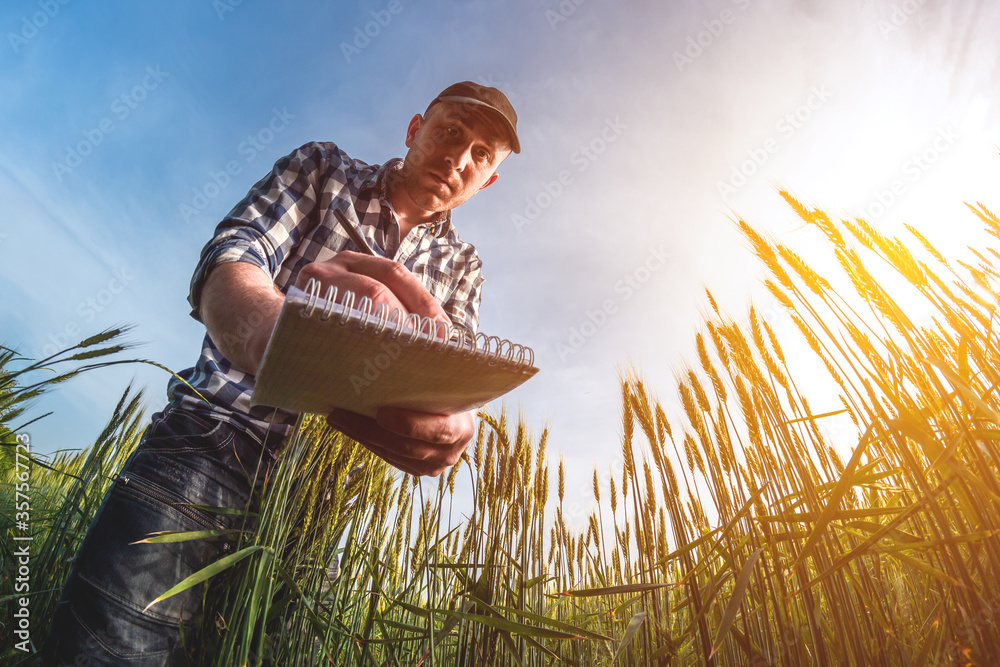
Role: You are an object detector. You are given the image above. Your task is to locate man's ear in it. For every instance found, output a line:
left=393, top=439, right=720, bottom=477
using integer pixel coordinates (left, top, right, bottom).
left=479, top=172, right=499, bottom=191
left=405, top=114, right=423, bottom=148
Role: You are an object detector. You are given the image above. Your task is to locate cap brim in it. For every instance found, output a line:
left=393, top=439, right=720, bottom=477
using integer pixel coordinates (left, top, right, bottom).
left=436, top=95, right=521, bottom=154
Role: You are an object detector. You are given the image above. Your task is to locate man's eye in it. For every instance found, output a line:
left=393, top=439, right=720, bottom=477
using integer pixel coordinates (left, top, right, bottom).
left=477, top=148, right=491, bottom=161
left=447, top=126, right=459, bottom=137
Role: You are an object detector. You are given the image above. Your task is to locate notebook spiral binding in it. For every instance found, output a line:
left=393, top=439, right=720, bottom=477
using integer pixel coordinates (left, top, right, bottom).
left=299, top=278, right=535, bottom=370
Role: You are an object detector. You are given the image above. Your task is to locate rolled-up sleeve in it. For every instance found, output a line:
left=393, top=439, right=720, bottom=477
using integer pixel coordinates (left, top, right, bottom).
left=187, top=143, right=329, bottom=321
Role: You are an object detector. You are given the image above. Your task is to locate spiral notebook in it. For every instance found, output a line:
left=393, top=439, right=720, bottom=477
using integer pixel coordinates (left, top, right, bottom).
left=251, top=279, right=539, bottom=418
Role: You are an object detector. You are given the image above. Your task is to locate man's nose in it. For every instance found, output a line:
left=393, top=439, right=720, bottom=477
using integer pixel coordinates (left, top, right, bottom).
left=443, top=142, right=473, bottom=171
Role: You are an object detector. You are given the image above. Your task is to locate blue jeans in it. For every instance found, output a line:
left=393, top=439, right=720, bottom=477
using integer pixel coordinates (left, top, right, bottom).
left=42, top=407, right=282, bottom=666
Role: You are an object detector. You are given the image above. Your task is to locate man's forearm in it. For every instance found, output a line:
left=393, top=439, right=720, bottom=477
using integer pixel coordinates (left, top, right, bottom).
left=200, top=261, right=285, bottom=376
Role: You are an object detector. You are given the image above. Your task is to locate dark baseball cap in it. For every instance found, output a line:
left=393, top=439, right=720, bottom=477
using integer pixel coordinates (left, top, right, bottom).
left=428, top=81, right=521, bottom=154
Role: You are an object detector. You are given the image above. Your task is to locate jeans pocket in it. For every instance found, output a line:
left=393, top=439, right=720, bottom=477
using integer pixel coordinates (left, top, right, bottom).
left=69, top=479, right=231, bottom=630
left=130, top=409, right=271, bottom=506
left=139, top=407, right=233, bottom=454
left=44, top=408, right=267, bottom=665
left=118, top=472, right=226, bottom=531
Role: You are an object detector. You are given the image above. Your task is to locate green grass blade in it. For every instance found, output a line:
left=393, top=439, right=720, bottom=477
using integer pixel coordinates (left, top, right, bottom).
left=786, top=422, right=875, bottom=576
left=611, top=611, right=647, bottom=664
left=142, top=545, right=268, bottom=612
left=708, top=548, right=763, bottom=659
left=496, top=604, right=614, bottom=641
left=435, top=609, right=585, bottom=640
left=130, top=528, right=243, bottom=544
left=559, top=581, right=679, bottom=598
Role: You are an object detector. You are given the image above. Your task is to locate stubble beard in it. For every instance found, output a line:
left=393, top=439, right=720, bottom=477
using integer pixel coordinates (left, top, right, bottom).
left=396, top=158, right=460, bottom=214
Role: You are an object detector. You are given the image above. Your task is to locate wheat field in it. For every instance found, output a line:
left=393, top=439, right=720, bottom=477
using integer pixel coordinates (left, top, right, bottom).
left=4, top=194, right=1000, bottom=665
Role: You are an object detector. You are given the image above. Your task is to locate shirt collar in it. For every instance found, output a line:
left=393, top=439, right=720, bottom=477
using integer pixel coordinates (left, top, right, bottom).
left=365, top=158, right=454, bottom=238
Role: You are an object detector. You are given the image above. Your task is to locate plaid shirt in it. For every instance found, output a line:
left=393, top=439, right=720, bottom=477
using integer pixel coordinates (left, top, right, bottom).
left=166, top=141, right=485, bottom=444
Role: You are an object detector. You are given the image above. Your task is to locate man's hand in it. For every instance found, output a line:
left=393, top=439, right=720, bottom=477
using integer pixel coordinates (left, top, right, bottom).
left=202, top=252, right=452, bottom=377
left=327, top=407, right=476, bottom=477
left=302, top=252, right=469, bottom=476
left=203, top=251, right=471, bottom=477
left=296, top=251, right=451, bottom=329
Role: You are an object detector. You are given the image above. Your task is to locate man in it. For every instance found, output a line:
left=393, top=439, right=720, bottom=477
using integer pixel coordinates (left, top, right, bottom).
left=43, top=81, right=520, bottom=665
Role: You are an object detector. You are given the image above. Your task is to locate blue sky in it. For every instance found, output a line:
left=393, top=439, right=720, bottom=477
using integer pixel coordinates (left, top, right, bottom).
left=4, top=0, right=1000, bottom=519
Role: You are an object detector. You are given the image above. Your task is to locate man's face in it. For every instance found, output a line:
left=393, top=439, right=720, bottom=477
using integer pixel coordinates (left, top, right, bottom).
left=397, top=102, right=511, bottom=213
